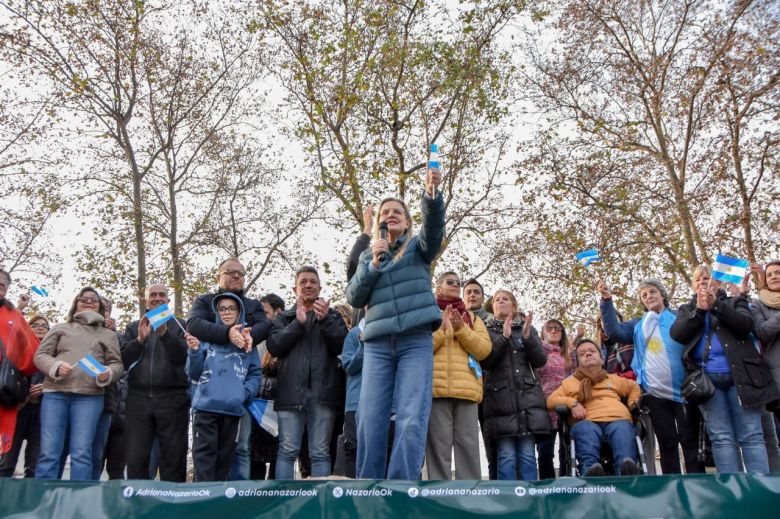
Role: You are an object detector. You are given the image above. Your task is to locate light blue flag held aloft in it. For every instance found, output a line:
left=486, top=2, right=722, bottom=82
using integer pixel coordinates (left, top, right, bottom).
left=249, top=398, right=279, bottom=437
left=428, top=143, right=440, bottom=170
left=712, top=254, right=750, bottom=285
left=576, top=249, right=603, bottom=267
left=145, top=303, right=174, bottom=331
left=31, top=286, right=49, bottom=297
left=78, top=354, right=107, bottom=378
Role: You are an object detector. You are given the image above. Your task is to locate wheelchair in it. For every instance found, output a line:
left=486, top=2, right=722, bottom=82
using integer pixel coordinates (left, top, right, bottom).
left=555, top=396, right=650, bottom=477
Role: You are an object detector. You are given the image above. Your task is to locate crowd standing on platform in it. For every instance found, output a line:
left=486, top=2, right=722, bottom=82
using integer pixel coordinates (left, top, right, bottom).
left=1, top=176, right=780, bottom=483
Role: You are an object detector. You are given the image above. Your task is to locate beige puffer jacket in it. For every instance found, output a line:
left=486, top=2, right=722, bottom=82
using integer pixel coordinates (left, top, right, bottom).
left=34, top=311, right=123, bottom=395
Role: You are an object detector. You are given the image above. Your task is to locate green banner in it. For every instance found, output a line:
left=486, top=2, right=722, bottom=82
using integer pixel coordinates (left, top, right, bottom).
left=1, top=475, right=778, bottom=518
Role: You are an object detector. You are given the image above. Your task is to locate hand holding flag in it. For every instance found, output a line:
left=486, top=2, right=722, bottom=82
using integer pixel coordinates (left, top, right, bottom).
left=144, top=303, right=188, bottom=336
left=145, top=303, right=174, bottom=331
left=77, top=354, right=108, bottom=380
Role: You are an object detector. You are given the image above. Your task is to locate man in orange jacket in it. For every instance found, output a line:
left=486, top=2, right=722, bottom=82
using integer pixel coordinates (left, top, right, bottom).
left=0, top=269, right=41, bottom=461
left=548, top=338, right=642, bottom=476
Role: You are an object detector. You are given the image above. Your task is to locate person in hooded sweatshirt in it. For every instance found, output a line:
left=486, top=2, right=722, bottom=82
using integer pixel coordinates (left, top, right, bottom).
left=33, top=287, right=123, bottom=480
left=187, top=292, right=261, bottom=482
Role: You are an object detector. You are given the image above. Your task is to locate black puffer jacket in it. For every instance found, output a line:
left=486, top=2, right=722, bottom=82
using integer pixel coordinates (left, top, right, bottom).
left=266, top=306, right=348, bottom=411
left=481, top=318, right=552, bottom=441
left=670, top=292, right=779, bottom=410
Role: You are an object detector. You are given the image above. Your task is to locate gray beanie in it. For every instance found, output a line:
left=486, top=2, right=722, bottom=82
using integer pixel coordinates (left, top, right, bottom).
left=637, top=278, right=669, bottom=310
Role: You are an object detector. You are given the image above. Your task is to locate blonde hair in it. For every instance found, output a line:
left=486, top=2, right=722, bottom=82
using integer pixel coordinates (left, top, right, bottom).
left=691, top=264, right=713, bottom=287
left=492, top=289, right=518, bottom=319
left=374, top=197, right=414, bottom=262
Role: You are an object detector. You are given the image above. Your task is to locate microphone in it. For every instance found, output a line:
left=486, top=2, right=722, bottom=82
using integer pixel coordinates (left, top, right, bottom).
left=378, top=221, right=389, bottom=262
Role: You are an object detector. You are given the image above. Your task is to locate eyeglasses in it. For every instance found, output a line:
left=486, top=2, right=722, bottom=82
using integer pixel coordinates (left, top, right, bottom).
left=217, top=306, right=239, bottom=314
left=219, top=270, right=246, bottom=278
left=30, top=323, right=49, bottom=330
left=445, top=279, right=462, bottom=287
left=545, top=325, right=563, bottom=332
left=78, top=297, right=99, bottom=304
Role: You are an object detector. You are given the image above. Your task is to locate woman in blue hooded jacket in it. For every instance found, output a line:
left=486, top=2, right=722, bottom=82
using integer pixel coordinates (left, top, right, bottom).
left=187, top=292, right=261, bottom=482
left=345, top=167, right=443, bottom=480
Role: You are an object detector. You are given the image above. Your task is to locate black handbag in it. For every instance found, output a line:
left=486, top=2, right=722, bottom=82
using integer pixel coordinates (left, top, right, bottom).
left=681, top=332, right=715, bottom=405
left=0, top=338, right=30, bottom=408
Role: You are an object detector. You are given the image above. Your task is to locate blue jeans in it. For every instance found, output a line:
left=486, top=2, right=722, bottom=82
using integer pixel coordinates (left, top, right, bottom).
left=496, top=435, right=537, bottom=480
left=229, top=409, right=252, bottom=480
left=699, top=372, right=768, bottom=474
left=357, top=333, right=433, bottom=480
left=570, top=420, right=637, bottom=475
left=275, top=396, right=336, bottom=480
left=91, top=410, right=112, bottom=480
left=36, top=392, right=104, bottom=480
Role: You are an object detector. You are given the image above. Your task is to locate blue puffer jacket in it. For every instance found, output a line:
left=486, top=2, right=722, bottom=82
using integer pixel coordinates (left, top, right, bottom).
left=345, top=192, right=445, bottom=341
left=188, top=293, right=261, bottom=417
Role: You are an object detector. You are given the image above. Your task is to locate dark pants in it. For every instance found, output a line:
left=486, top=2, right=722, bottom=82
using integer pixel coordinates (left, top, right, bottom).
left=0, top=403, right=41, bottom=477
left=249, top=419, right=277, bottom=480
left=537, top=429, right=567, bottom=479
left=643, top=394, right=704, bottom=474
left=344, top=411, right=358, bottom=478
left=192, top=411, right=240, bottom=482
left=125, top=391, right=190, bottom=482
left=103, top=415, right=126, bottom=479
left=478, top=403, right=496, bottom=480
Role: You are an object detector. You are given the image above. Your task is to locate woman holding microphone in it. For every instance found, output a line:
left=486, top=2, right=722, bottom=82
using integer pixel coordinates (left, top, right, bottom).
left=346, top=164, right=444, bottom=480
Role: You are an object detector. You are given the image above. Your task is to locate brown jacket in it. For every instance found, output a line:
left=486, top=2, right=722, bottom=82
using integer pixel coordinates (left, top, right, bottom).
left=34, top=311, right=123, bottom=395
left=547, top=372, right=641, bottom=423
left=432, top=313, right=491, bottom=403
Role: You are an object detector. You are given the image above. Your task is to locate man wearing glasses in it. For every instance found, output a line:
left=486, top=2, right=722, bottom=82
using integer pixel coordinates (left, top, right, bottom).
left=121, top=283, right=189, bottom=482
left=187, top=258, right=271, bottom=480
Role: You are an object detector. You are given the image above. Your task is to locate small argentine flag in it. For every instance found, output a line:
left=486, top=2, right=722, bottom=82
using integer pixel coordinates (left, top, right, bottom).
left=78, top=354, right=107, bottom=377
left=468, top=355, right=482, bottom=380
left=146, top=303, right=174, bottom=331
left=576, top=249, right=603, bottom=267
left=248, top=398, right=278, bottom=437
left=31, top=286, right=49, bottom=297
left=712, top=254, right=749, bottom=285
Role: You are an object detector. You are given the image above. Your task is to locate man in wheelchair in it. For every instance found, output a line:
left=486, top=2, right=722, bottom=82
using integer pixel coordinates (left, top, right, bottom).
left=548, top=339, right=643, bottom=476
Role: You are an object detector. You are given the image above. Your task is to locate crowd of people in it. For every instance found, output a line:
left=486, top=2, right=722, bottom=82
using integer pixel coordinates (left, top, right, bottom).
left=1, top=169, right=779, bottom=482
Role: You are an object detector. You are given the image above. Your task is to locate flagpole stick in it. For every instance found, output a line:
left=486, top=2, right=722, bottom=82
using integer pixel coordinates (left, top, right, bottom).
left=172, top=316, right=188, bottom=336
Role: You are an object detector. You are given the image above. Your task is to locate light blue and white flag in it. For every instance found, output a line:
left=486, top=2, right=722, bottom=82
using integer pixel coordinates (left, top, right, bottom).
left=78, top=354, right=107, bottom=377
left=249, top=398, right=278, bottom=437
left=428, top=143, right=440, bottom=169
left=145, top=303, right=174, bottom=331
left=576, top=249, right=603, bottom=267
left=468, top=355, right=482, bottom=380
left=712, top=254, right=749, bottom=285
left=31, top=286, right=48, bottom=297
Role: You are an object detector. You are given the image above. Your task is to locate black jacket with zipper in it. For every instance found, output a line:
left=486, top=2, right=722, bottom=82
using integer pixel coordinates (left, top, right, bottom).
left=670, top=292, right=779, bottom=410
left=121, top=318, right=189, bottom=397
left=267, top=306, right=348, bottom=411
left=481, top=319, right=552, bottom=441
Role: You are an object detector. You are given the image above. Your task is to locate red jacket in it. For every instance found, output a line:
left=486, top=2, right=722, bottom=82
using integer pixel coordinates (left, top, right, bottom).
left=0, top=304, right=40, bottom=455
